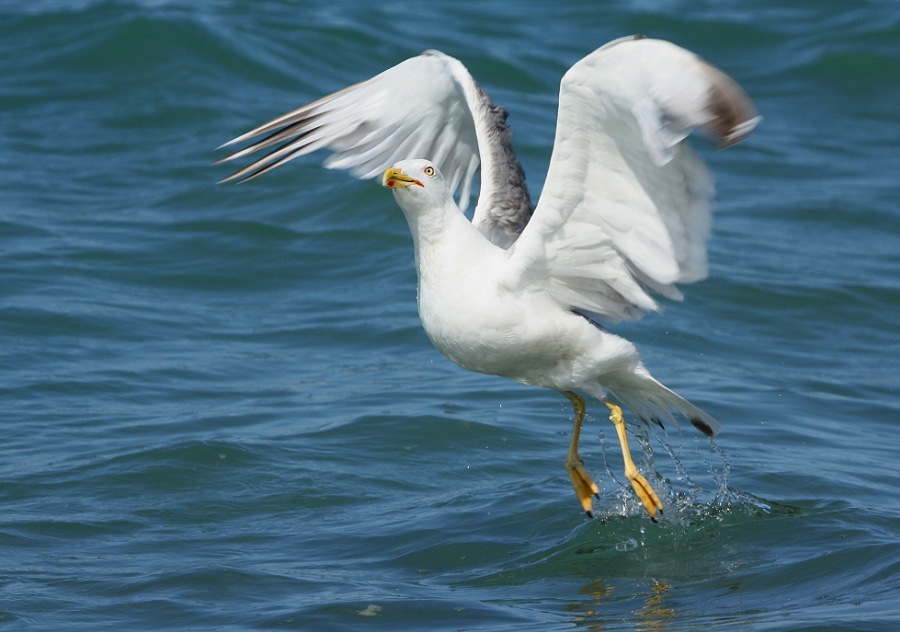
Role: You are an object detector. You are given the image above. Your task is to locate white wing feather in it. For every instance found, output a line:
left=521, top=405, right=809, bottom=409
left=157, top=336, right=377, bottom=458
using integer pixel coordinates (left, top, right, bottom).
left=506, top=36, right=760, bottom=322
left=218, top=50, right=533, bottom=244
left=219, top=53, right=482, bottom=205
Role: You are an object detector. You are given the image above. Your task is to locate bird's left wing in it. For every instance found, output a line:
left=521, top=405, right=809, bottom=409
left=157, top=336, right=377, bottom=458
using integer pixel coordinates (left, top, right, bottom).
left=218, top=53, right=481, bottom=204
left=218, top=50, right=532, bottom=238
left=505, top=36, right=759, bottom=322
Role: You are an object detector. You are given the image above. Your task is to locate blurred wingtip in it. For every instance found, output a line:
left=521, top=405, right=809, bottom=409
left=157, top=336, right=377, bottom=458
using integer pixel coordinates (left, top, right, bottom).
left=719, top=115, right=762, bottom=149
left=701, top=63, right=761, bottom=148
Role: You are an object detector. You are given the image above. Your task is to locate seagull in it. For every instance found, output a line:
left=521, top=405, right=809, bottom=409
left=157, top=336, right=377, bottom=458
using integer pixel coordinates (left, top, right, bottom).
left=218, top=35, right=760, bottom=520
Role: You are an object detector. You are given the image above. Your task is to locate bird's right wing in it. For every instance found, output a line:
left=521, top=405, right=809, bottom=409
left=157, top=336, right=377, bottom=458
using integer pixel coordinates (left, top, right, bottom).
left=505, top=36, right=759, bottom=322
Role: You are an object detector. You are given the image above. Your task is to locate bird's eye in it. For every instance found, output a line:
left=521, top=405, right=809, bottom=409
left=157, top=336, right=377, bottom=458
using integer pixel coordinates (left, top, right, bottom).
left=423, top=166, right=435, bottom=177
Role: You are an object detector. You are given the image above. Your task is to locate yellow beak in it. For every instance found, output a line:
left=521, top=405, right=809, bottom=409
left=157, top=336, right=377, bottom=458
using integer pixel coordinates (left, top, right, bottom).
left=383, top=168, right=423, bottom=189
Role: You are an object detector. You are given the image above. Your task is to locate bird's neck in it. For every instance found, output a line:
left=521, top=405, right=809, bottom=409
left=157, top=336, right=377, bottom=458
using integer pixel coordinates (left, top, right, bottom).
left=402, top=200, right=493, bottom=282
left=403, top=198, right=457, bottom=246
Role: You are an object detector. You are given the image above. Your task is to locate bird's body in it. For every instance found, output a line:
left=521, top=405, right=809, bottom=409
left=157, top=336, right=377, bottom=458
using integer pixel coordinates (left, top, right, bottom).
left=388, top=158, right=717, bottom=436
left=400, top=169, right=629, bottom=392
left=219, top=36, right=759, bottom=519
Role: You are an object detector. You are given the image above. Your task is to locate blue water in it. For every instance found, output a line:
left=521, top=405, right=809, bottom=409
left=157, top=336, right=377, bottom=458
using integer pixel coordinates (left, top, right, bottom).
left=2, top=1, right=899, bottom=630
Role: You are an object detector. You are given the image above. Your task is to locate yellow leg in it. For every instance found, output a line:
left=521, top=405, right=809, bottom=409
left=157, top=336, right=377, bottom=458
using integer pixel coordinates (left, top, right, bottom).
left=563, top=391, right=600, bottom=516
left=604, top=401, right=663, bottom=520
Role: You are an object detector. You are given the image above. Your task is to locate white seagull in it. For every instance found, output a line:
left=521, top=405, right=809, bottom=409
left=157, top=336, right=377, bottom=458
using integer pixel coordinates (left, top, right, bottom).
left=218, top=35, right=760, bottom=519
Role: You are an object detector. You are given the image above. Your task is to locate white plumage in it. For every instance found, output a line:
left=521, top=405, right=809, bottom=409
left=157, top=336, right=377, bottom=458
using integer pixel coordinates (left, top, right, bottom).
left=219, top=36, right=760, bottom=519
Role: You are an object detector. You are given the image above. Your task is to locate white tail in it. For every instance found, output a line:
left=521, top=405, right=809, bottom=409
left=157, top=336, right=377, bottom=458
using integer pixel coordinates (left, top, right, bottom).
left=607, top=367, right=721, bottom=437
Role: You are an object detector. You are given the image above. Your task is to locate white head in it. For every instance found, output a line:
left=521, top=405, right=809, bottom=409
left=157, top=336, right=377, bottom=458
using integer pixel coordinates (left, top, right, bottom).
left=382, top=159, right=453, bottom=218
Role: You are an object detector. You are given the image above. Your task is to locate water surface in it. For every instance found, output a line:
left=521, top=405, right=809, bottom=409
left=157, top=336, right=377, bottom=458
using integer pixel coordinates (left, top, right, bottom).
left=2, top=1, right=898, bottom=629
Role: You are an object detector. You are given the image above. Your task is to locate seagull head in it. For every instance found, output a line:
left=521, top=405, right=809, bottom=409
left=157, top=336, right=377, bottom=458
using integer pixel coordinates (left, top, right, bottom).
left=382, top=159, right=451, bottom=215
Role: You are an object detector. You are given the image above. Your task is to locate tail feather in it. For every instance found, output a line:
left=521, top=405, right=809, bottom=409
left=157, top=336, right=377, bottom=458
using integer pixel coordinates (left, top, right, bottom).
left=607, top=375, right=721, bottom=437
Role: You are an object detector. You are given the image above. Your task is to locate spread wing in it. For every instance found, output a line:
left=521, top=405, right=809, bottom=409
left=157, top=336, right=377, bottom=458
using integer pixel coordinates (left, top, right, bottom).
left=217, top=50, right=532, bottom=247
left=505, top=36, right=760, bottom=322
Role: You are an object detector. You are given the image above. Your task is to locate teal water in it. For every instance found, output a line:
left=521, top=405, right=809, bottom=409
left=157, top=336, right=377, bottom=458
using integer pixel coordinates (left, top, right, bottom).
left=2, top=1, right=899, bottom=630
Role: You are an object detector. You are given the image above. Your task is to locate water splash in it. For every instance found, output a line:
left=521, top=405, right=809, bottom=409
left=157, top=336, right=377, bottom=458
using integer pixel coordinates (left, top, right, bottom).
left=590, top=415, right=790, bottom=527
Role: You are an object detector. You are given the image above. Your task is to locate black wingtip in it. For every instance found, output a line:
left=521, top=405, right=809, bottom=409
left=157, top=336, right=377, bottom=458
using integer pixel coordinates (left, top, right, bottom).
left=690, top=417, right=715, bottom=437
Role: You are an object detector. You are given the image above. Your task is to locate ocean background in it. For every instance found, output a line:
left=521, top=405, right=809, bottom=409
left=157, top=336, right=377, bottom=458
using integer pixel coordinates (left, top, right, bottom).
left=2, top=1, right=898, bottom=629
